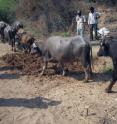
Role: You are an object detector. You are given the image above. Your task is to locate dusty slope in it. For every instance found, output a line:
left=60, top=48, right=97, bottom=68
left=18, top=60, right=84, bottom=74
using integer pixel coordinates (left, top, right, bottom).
left=0, top=42, right=117, bottom=124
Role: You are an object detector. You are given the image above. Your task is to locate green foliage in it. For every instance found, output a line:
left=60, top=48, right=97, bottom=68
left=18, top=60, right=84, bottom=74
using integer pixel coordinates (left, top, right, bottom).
left=0, top=0, right=17, bottom=23
left=61, top=32, right=70, bottom=37
left=51, top=31, right=70, bottom=37
left=103, top=65, right=113, bottom=73
left=0, top=0, right=17, bottom=11
left=0, top=9, right=15, bottom=23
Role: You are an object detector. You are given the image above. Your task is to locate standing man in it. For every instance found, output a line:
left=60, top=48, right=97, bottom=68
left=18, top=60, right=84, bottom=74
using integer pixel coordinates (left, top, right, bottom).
left=76, top=10, right=86, bottom=37
left=88, top=7, right=100, bottom=41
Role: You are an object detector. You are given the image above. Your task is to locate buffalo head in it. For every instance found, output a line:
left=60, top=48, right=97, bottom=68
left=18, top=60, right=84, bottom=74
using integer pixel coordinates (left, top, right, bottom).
left=30, top=42, right=43, bottom=56
left=97, top=36, right=110, bottom=57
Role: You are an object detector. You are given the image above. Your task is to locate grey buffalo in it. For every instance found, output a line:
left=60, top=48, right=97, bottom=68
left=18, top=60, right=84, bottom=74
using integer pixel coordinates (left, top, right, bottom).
left=3, top=21, right=23, bottom=51
left=41, top=36, right=92, bottom=81
left=4, top=25, right=18, bottom=51
left=97, top=36, right=117, bottom=93
left=0, top=21, right=8, bottom=41
left=12, top=21, right=23, bottom=30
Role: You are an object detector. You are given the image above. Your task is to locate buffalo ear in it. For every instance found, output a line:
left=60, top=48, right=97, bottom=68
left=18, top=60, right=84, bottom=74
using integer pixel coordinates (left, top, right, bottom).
left=101, top=35, right=106, bottom=40
left=100, top=37, right=105, bottom=45
left=104, top=36, right=113, bottom=44
left=108, top=36, right=113, bottom=41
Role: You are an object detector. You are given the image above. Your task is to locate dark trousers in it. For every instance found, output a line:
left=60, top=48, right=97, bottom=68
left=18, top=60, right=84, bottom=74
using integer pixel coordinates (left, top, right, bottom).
left=89, top=24, right=98, bottom=41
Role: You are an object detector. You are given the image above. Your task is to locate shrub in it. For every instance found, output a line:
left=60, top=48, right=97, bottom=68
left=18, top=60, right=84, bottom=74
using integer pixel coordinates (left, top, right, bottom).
left=0, top=0, right=17, bottom=23
left=0, top=9, right=16, bottom=23
left=103, top=65, right=113, bottom=73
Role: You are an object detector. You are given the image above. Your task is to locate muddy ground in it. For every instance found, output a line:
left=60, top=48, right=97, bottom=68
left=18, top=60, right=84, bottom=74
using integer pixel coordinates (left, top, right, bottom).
left=0, top=42, right=117, bottom=124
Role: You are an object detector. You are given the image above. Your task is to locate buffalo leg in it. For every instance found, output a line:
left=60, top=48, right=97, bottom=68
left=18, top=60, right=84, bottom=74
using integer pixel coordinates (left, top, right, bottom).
left=11, top=40, right=14, bottom=51
left=105, top=66, right=117, bottom=93
left=1, top=32, right=5, bottom=42
left=61, top=64, right=66, bottom=76
left=105, top=79, right=116, bottom=93
left=0, top=28, right=5, bottom=42
left=41, top=53, right=49, bottom=75
left=27, top=46, right=31, bottom=54
left=83, top=63, right=91, bottom=82
left=27, top=43, right=31, bottom=54
left=59, top=62, right=66, bottom=76
left=41, top=61, right=48, bottom=75
left=8, top=31, right=12, bottom=45
left=83, top=67, right=90, bottom=82
left=82, top=64, right=91, bottom=82
left=12, top=38, right=16, bottom=52
left=23, top=44, right=28, bottom=53
left=28, top=47, right=31, bottom=54
left=82, top=45, right=92, bottom=82
left=13, top=38, right=16, bottom=52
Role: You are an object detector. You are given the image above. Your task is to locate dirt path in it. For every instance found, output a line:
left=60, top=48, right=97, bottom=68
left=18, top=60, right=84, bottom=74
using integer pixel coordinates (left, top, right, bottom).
left=0, top=42, right=117, bottom=124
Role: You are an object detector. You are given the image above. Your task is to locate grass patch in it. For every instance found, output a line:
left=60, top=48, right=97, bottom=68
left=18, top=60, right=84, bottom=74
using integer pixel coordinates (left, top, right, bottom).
left=102, top=65, right=113, bottom=73
left=0, top=0, right=17, bottom=23
left=61, top=32, right=70, bottom=37
left=51, top=31, right=71, bottom=37
left=0, top=0, right=17, bottom=11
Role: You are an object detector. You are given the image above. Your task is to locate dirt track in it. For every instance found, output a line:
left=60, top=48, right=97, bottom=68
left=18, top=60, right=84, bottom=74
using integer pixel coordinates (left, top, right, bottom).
left=0, top=42, right=117, bottom=124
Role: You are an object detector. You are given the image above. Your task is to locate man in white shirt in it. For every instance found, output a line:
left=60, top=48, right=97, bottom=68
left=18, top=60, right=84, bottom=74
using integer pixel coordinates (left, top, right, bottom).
left=76, top=10, right=86, bottom=37
left=88, top=7, right=100, bottom=41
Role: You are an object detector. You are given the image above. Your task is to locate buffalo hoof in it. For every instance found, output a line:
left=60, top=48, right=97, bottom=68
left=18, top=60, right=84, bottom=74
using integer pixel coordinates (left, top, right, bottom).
left=62, top=73, right=66, bottom=76
left=62, top=71, right=66, bottom=76
left=1, top=40, right=5, bottom=43
left=13, top=49, right=17, bottom=52
left=83, top=79, right=89, bottom=83
left=40, top=72, right=44, bottom=76
left=105, top=88, right=112, bottom=93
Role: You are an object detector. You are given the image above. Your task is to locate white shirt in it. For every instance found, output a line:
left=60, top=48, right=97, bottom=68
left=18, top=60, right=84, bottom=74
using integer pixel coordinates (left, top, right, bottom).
left=76, top=15, right=86, bottom=29
left=88, top=12, right=98, bottom=24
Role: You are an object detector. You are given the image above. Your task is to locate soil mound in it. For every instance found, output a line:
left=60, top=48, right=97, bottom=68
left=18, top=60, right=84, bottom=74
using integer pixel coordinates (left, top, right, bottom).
left=1, top=53, right=88, bottom=75
left=2, top=53, right=42, bottom=75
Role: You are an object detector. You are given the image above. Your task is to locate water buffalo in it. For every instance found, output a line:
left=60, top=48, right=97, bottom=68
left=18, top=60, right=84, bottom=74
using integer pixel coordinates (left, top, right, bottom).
left=4, top=25, right=18, bottom=51
left=30, top=41, right=43, bottom=56
left=15, top=29, right=35, bottom=53
left=97, top=36, right=117, bottom=93
left=0, top=21, right=8, bottom=41
left=3, top=21, right=23, bottom=51
left=41, top=36, right=92, bottom=81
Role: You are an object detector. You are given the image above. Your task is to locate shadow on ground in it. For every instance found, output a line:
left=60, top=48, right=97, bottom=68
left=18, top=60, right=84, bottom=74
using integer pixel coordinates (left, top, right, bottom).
left=0, top=97, right=61, bottom=109
left=0, top=66, right=18, bottom=71
left=68, top=71, right=111, bottom=83
left=0, top=65, right=21, bottom=79
left=0, top=73, right=20, bottom=79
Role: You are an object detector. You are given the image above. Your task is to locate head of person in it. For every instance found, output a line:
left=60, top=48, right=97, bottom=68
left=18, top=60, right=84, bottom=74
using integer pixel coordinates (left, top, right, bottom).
left=77, top=10, right=81, bottom=16
left=90, top=7, right=95, bottom=13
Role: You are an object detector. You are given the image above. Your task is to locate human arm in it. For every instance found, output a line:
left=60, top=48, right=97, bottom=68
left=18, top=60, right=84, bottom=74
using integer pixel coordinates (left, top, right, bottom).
left=88, top=13, right=90, bottom=25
